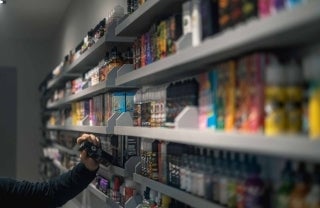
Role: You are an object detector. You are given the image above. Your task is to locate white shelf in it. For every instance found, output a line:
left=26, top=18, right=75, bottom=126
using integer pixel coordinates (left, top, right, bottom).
left=133, top=174, right=223, bottom=208
left=46, top=125, right=109, bottom=134
left=116, top=1, right=320, bottom=87
left=115, top=0, right=182, bottom=36
left=114, top=126, right=320, bottom=162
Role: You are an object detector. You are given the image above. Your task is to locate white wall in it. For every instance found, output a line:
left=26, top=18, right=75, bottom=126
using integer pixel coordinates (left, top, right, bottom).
left=0, top=39, right=55, bottom=180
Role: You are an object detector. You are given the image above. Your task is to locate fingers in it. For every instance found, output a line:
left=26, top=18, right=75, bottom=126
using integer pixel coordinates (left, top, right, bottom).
left=76, top=133, right=100, bottom=146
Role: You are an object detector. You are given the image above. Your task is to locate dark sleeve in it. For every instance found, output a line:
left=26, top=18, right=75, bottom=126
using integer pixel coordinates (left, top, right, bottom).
left=0, top=162, right=98, bottom=208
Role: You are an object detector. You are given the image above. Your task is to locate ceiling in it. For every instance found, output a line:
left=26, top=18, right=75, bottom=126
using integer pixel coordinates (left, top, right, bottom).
left=0, top=0, right=72, bottom=40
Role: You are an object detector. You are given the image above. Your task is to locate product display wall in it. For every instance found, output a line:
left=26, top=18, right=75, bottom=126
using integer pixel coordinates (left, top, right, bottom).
left=39, top=0, right=320, bottom=207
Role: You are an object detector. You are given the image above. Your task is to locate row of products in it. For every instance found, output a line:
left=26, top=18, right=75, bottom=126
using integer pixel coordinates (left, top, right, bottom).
left=140, top=140, right=320, bottom=208
left=50, top=5, right=125, bottom=79
left=133, top=79, right=198, bottom=128
left=48, top=91, right=134, bottom=127
left=50, top=46, right=133, bottom=103
left=198, top=51, right=320, bottom=138
left=132, top=13, right=182, bottom=69
left=129, top=0, right=308, bottom=71
left=132, top=49, right=319, bottom=139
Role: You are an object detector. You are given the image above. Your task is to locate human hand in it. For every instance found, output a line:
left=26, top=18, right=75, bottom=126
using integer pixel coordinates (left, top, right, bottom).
left=77, top=133, right=100, bottom=171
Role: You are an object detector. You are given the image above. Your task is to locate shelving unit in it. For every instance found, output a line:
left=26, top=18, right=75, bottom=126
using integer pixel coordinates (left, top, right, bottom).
left=115, top=0, right=320, bottom=87
left=39, top=0, right=320, bottom=207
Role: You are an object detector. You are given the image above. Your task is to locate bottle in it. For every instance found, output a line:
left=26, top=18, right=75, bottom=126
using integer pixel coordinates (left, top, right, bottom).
left=123, top=47, right=133, bottom=64
left=308, top=82, right=320, bottom=139
left=289, top=162, right=310, bottom=208
left=227, top=153, right=240, bottom=208
left=149, top=140, right=159, bottom=181
left=259, top=0, right=271, bottom=18
left=302, top=51, right=320, bottom=139
left=270, top=0, right=285, bottom=14
left=196, top=149, right=206, bottom=197
left=285, top=59, right=303, bottom=134
left=286, top=0, right=304, bottom=9
left=305, top=165, right=320, bottom=208
left=264, top=56, right=287, bottom=136
left=191, top=150, right=200, bottom=195
left=245, top=156, right=266, bottom=208
left=179, top=153, right=188, bottom=191
left=275, top=160, right=295, bottom=208
left=185, top=153, right=193, bottom=193
left=213, top=150, right=223, bottom=203
left=236, top=154, right=249, bottom=208
left=108, top=46, right=124, bottom=71
left=133, top=89, right=142, bottom=126
left=161, top=194, right=172, bottom=208
left=219, top=152, right=229, bottom=206
left=99, top=52, right=110, bottom=82
left=204, top=150, right=214, bottom=201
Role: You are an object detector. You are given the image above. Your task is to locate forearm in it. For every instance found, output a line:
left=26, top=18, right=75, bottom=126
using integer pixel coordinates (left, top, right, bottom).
left=0, top=162, right=98, bottom=208
left=48, top=162, right=98, bottom=207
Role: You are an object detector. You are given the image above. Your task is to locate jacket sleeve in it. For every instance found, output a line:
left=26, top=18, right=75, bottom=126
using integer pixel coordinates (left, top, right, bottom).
left=0, top=162, right=98, bottom=208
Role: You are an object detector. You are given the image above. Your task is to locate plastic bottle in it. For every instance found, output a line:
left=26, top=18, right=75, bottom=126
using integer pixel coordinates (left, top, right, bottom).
left=275, top=161, right=295, bottom=208
left=302, top=51, right=320, bottom=140
left=286, top=0, right=304, bottom=9
left=227, top=152, right=238, bottom=208
left=219, top=152, right=229, bottom=206
left=270, top=0, right=285, bottom=14
left=308, top=83, right=320, bottom=139
left=204, top=150, right=214, bottom=201
left=161, top=194, right=171, bottom=208
left=305, top=164, right=320, bottom=208
left=289, top=162, right=310, bottom=208
left=185, top=153, right=193, bottom=193
left=245, top=156, right=266, bottom=208
left=264, top=56, right=287, bottom=136
left=213, top=150, right=222, bottom=203
left=197, top=149, right=207, bottom=197
left=236, top=154, right=249, bottom=208
left=285, top=59, right=303, bottom=134
left=179, top=153, right=188, bottom=191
